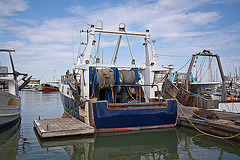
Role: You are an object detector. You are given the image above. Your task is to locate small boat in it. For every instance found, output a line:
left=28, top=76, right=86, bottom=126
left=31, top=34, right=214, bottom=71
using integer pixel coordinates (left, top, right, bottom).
left=0, top=49, right=30, bottom=127
left=21, top=78, right=42, bottom=91
left=60, top=21, right=178, bottom=133
left=42, top=81, right=59, bottom=92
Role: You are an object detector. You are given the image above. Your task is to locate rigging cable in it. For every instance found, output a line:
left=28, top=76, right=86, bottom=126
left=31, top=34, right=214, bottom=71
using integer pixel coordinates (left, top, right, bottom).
left=198, top=56, right=213, bottom=81
left=159, top=55, right=190, bottom=57
left=176, top=57, right=192, bottom=72
left=178, top=102, right=240, bottom=139
left=190, top=57, right=213, bottom=90
left=95, top=33, right=101, bottom=61
left=195, top=57, right=206, bottom=79
left=124, top=30, right=136, bottom=67
left=78, top=30, right=82, bottom=58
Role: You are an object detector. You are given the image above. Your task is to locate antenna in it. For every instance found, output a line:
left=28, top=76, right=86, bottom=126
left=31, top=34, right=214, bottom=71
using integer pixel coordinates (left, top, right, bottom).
left=72, top=31, right=75, bottom=65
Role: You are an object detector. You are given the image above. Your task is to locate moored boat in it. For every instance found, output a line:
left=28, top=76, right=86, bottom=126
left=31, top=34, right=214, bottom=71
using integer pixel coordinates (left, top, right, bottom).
left=0, top=49, right=30, bottom=127
left=162, top=50, right=240, bottom=113
left=0, top=79, right=21, bottom=127
left=60, top=21, right=178, bottom=133
left=42, top=81, right=59, bottom=92
left=21, top=78, right=42, bottom=91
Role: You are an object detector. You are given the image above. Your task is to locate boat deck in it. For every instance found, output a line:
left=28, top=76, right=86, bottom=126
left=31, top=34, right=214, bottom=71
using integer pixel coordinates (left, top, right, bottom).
left=33, top=117, right=95, bottom=138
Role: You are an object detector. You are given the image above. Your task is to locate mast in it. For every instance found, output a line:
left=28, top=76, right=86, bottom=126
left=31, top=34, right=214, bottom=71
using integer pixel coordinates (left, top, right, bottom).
left=0, top=49, right=16, bottom=80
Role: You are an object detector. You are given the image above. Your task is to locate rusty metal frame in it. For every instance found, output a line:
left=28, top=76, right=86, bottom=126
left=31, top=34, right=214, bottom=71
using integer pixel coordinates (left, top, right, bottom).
left=108, top=101, right=167, bottom=107
left=107, top=106, right=167, bottom=111
left=111, top=84, right=161, bottom=103
left=220, top=100, right=240, bottom=103
left=96, top=124, right=176, bottom=133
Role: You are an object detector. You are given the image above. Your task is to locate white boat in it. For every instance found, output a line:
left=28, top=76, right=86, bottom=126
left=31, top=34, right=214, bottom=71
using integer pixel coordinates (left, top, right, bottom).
left=0, top=78, right=21, bottom=127
left=21, top=78, right=42, bottom=91
left=59, top=21, right=178, bottom=133
left=0, top=49, right=30, bottom=127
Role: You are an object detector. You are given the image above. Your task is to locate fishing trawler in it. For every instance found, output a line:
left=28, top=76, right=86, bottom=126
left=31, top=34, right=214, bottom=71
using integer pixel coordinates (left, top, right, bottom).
left=59, top=21, right=177, bottom=133
left=0, top=49, right=31, bottom=127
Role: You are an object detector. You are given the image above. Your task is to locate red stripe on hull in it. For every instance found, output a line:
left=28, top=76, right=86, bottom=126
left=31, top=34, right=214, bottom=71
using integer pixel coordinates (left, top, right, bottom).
left=43, top=86, right=58, bottom=92
left=96, top=124, right=176, bottom=133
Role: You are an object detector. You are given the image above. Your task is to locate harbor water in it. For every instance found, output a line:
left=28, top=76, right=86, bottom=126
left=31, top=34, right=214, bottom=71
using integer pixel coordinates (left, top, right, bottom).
left=0, top=91, right=240, bottom=160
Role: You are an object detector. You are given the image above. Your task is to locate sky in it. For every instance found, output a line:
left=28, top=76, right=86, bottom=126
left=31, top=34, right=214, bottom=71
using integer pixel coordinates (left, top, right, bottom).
left=0, top=0, right=240, bottom=82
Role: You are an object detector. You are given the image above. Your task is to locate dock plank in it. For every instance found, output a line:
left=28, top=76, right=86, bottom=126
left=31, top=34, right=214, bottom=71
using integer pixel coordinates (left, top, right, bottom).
left=33, top=117, right=95, bottom=138
left=178, top=105, right=240, bottom=141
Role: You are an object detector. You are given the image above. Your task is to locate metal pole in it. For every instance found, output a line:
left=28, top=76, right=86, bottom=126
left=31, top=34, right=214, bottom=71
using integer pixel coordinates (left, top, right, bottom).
left=215, top=54, right=226, bottom=100
left=186, top=54, right=196, bottom=91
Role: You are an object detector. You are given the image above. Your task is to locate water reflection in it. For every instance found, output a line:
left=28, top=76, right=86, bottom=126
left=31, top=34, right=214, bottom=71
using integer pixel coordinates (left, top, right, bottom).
left=0, top=118, right=21, bottom=160
left=35, top=131, right=94, bottom=160
left=35, top=126, right=240, bottom=160
left=18, top=128, right=32, bottom=154
left=94, top=129, right=178, bottom=160
left=177, top=126, right=240, bottom=160
left=37, top=128, right=179, bottom=160
left=16, top=91, right=240, bottom=159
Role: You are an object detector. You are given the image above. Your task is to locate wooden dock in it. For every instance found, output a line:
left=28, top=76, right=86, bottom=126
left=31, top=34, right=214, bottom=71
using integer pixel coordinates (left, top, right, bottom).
left=178, top=106, right=240, bottom=141
left=33, top=117, right=95, bottom=138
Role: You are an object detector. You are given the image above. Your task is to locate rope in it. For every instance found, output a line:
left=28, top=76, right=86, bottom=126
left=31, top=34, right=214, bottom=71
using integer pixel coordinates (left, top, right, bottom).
left=95, top=33, right=101, bottom=60
left=126, top=87, right=137, bottom=101
left=78, top=30, right=82, bottom=57
left=124, top=30, right=136, bottom=67
left=189, top=57, right=213, bottom=90
left=64, top=110, right=74, bottom=118
left=176, top=57, right=191, bottom=72
left=159, top=55, right=190, bottom=57
left=179, top=103, right=212, bottom=121
left=198, top=57, right=213, bottom=81
left=194, top=57, right=205, bottom=80
left=195, top=57, right=206, bottom=78
left=125, top=32, right=134, bottom=60
left=164, top=82, right=240, bottom=139
left=178, top=101, right=240, bottom=139
left=120, top=70, right=135, bottom=85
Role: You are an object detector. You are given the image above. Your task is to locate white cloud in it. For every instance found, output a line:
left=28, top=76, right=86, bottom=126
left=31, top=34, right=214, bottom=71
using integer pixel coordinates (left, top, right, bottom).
left=0, top=0, right=28, bottom=17
left=68, top=0, right=221, bottom=39
left=8, top=17, right=80, bottom=44
left=1, top=0, right=240, bottom=81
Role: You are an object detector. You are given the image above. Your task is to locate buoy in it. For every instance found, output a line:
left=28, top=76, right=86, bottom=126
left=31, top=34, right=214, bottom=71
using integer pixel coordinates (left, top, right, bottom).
left=230, top=93, right=234, bottom=100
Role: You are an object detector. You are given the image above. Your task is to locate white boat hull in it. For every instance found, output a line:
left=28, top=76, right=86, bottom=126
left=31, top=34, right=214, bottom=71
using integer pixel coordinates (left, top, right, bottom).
left=218, top=102, right=240, bottom=113
left=0, top=91, right=21, bottom=127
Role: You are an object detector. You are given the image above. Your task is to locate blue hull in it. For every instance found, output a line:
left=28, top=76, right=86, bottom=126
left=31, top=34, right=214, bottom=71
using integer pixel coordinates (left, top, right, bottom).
left=60, top=92, right=84, bottom=121
left=0, top=116, right=21, bottom=128
left=92, top=100, right=177, bottom=132
left=60, top=91, right=178, bottom=133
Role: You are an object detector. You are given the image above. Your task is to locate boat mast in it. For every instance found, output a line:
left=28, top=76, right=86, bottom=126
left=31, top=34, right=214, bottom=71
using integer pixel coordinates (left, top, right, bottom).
left=0, top=49, right=16, bottom=80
